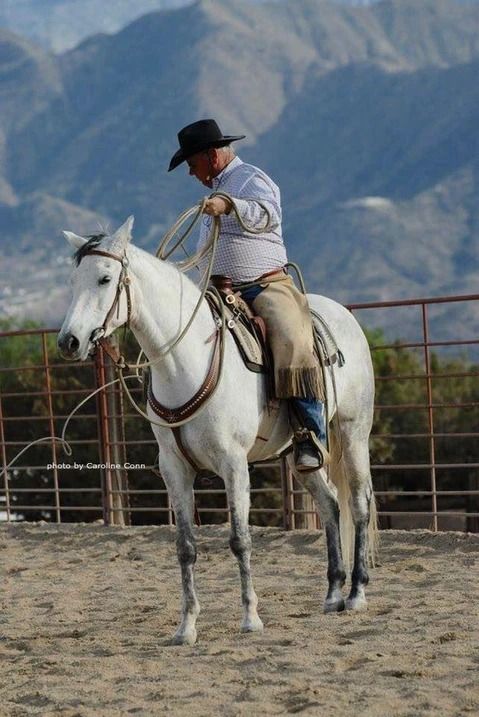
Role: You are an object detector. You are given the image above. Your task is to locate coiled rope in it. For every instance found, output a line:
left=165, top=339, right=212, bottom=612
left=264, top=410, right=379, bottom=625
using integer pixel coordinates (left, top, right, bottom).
left=114, top=191, right=275, bottom=426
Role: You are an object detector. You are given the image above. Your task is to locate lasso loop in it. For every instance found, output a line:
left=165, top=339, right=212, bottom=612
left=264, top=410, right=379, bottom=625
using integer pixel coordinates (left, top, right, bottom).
left=0, top=376, right=122, bottom=481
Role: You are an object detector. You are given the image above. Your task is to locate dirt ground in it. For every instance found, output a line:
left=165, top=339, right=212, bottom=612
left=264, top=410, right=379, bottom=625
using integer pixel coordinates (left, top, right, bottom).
left=1, top=524, right=478, bottom=716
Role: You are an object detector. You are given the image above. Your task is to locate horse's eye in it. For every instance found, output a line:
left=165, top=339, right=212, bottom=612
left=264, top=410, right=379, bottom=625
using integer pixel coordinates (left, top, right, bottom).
left=99, top=275, right=111, bottom=285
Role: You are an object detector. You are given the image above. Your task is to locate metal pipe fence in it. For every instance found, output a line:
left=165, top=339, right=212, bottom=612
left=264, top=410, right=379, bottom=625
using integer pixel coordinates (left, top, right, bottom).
left=0, top=293, right=478, bottom=531
left=348, top=293, right=479, bottom=532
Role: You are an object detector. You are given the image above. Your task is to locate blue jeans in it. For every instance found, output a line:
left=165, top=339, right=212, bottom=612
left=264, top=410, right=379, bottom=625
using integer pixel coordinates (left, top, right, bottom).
left=291, top=397, right=327, bottom=445
left=239, top=283, right=266, bottom=303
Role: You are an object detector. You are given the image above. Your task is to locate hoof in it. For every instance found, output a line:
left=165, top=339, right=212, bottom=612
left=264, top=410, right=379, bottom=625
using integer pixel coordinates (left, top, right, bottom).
left=323, top=598, right=345, bottom=614
left=346, top=585, right=367, bottom=611
left=241, top=615, right=264, bottom=633
left=171, top=628, right=197, bottom=646
left=345, top=595, right=368, bottom=612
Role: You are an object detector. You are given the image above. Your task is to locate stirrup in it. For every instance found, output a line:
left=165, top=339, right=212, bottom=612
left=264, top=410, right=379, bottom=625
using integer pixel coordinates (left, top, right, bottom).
left=293, top=429, right=330, bottom=472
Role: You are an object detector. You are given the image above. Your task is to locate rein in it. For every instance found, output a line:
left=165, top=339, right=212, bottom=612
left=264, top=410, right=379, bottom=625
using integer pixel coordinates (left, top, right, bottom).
left=0, top=194, right=339, bottom=483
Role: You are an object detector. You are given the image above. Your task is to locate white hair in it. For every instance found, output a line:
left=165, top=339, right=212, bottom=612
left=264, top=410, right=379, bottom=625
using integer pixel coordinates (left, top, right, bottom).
left=216, top=145, right=236, bottom=161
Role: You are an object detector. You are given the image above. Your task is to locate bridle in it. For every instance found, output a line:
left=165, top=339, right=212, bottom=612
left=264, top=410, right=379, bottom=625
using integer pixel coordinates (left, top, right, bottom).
left=82, top=248, right=132, bottom=348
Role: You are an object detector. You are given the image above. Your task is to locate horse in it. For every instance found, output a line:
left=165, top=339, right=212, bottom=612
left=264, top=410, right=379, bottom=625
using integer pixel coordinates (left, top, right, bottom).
left=58, top=216, right=377, bottom=646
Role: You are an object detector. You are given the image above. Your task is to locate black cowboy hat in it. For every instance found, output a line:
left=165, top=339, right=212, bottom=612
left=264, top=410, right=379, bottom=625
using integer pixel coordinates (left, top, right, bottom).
left=168, top=119, right=246, bottom=172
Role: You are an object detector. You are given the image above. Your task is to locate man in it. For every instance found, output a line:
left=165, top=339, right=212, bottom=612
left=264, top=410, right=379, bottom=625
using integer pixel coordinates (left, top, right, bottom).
left=168, top=119, right=329, bottom=471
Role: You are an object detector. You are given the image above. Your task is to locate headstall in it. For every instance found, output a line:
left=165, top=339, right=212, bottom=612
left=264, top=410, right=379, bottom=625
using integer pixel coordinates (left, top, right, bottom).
left=83, top=248, right=132, bottom=345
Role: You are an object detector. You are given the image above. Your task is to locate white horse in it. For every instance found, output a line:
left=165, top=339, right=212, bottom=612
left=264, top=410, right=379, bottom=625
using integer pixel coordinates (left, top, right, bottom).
left=58, top=217, right=377, bottom=646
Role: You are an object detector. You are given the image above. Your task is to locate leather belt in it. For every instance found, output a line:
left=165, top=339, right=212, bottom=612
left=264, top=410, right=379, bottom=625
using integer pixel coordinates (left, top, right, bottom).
left=257, top=267, right=286, bottom=281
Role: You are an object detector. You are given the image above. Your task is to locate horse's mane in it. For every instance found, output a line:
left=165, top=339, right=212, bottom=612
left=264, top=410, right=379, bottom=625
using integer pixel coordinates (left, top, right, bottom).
left=73, top=234, right=107, bottom=266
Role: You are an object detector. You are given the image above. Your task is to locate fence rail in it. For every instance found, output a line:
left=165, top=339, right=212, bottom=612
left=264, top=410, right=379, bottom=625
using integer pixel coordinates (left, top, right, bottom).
left=1, top=293, right=478, bottom=531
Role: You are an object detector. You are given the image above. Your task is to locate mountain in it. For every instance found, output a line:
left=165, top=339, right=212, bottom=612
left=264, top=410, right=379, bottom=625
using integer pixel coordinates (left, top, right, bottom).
left=0, top=0, right=478, bottom=335
left=256, top=58, right=479, bottom=297
left=2, top=0, right=477, bottom=53
left=0, top=28, right=62, bottom=208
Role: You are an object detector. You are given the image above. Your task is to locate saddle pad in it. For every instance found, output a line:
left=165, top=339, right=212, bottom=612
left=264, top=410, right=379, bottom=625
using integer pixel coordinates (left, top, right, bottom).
left=310, top=309, right=344, bottom=367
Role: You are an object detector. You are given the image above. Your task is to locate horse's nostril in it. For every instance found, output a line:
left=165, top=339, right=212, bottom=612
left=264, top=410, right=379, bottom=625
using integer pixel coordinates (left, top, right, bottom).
left=58, top=332, right=80, bottom=357
left=68, top=334, right=80, bottom=352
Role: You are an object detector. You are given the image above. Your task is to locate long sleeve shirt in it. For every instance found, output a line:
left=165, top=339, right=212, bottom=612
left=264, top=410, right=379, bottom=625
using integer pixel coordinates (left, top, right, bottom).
left=197, top=156, right=288, bottom=283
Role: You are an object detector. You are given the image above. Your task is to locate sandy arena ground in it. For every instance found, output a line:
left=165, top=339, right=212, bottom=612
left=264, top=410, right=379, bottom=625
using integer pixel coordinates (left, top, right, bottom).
left=1, top=524, right=478, bottom=716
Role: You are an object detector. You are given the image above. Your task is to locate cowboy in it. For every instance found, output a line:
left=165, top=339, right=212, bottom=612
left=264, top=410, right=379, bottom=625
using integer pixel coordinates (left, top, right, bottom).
left=168, top=119, right=329, bottom=472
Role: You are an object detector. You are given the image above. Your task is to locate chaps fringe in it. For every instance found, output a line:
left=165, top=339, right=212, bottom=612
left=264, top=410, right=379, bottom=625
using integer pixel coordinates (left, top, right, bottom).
left=276, top=367, right=324, bottom=401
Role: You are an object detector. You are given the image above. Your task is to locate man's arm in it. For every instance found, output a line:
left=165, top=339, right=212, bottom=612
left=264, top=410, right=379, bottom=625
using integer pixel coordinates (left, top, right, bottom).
left=231, top=173, right=281, bottom=231
left=203, top=174, right=281, bottom=230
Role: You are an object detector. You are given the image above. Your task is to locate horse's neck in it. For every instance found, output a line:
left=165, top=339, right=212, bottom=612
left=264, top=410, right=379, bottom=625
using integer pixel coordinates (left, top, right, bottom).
left=128, top=249, right=216, bottom=404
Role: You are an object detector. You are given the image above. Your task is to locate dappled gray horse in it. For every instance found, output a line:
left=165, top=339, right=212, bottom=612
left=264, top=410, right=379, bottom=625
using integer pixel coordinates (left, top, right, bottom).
left=58, top=217, right=377, bottom=645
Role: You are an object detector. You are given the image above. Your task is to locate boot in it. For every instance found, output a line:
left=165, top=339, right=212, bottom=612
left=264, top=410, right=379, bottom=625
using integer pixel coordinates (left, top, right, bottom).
left=290, top=398, right=330, bottom=473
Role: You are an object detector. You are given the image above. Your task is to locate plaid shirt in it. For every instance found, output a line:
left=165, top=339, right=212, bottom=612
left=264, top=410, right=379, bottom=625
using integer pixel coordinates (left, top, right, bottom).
left=198, top=156, right=288, bottom=283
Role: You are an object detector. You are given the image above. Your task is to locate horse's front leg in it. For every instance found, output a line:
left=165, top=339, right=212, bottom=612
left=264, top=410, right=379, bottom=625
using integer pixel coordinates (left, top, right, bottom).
left=158, top=452, right=199, bottom=646
left=223, top=458, right=263, bottom=634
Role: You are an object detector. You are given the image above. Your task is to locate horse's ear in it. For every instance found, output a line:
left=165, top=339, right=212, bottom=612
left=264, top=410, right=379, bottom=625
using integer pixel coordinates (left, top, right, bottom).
left=63, top=231, right=87, bottom=250
left=114, top=215, right=134, bottom=246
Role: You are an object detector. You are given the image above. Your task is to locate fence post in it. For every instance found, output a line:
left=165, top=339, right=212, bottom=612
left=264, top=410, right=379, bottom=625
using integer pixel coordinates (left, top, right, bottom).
left=0, top=395, right=11, bottom=522
left=466, top=475, right=479, bottom=533
left=94, top=340, right=130, bottom=527
left=42, top=333, right=61, bottom=523
left=95, top=346, right=112, bottom=525
left=280, top=457, right=317, bottom=530
left=104, top=339, right=131, bottom=527
left=422, top=304, right=438, bottom=532
left=281, top=456, right=294, bottom=530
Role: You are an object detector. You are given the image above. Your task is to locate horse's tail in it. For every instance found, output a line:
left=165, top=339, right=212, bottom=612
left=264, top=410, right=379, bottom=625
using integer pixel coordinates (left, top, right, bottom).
left=368, top=491, right=380, bottom=567
left=329, top=432, right=379, bottom=571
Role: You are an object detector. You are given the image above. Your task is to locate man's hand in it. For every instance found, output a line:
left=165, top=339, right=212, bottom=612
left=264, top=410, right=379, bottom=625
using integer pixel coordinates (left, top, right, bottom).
left=203, top=197, right=232, bottom=216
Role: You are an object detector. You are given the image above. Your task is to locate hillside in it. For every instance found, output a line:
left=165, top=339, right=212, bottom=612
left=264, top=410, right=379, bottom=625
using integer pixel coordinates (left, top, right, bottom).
left=0, top=0, right=190, bottom=52
left=0, top=0, right=478, bottom=331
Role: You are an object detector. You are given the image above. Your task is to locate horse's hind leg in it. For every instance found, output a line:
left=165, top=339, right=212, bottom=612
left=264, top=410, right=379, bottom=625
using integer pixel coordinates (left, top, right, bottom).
left=222, top=458, right=263, bottom=633
left=158, top=451, right=200, bottom=645
left=343, top=438, right=374, bottom=611
left=293, top=463, right=346, bottom=613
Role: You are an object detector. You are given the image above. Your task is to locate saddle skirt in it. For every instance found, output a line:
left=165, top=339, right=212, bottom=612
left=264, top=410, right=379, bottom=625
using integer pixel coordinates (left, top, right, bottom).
left=206, top=289, right=267, bottom=373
